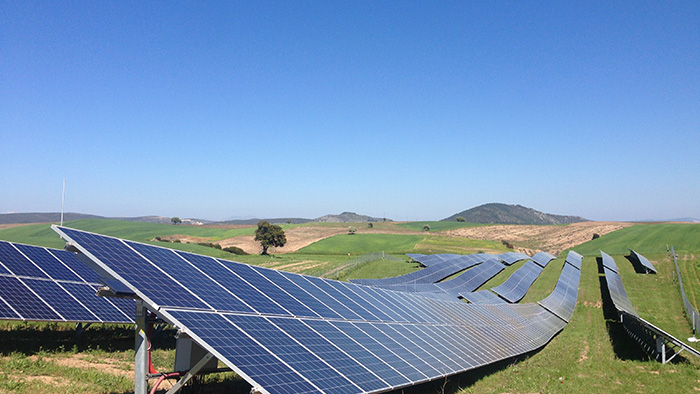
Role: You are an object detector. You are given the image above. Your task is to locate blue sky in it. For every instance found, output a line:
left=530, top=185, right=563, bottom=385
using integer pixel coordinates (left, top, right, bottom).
left=2, top=1, right=699, bottom=222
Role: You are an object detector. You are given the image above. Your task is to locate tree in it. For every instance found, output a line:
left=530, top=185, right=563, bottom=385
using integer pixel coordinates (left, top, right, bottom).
left=348, top=226, right=357, bottom=235
left=254, top=221, right=286, bottom=255
left=171, top=217, right=182, bottom=225
left=456, top=216, right=466, bottom=222
left=423, top=224, right=431, bottom=232
left=367, top=222, right=373, bottom=228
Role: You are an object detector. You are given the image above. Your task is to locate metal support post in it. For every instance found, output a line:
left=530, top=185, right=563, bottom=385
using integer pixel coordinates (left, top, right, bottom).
left=165, top=352, right=215, bottom=394
left=656, top=336, right=666, bottom=364
left=135, top=300, right=149, bottom=394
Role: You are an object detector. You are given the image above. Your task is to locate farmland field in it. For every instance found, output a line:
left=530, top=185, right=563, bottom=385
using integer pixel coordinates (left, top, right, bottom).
left=0, top=220, right=699, bottom=393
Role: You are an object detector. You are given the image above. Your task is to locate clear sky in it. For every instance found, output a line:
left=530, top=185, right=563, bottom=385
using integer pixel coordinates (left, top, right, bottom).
left=2, top=1, right=699, bottom=222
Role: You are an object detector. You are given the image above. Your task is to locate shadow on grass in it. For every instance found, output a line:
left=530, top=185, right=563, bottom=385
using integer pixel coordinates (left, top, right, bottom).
left=596, top=257, right=651, bottom=362
left=0, top=323, right=176, bottom=356
left=624, top=253, right=650, bottom=274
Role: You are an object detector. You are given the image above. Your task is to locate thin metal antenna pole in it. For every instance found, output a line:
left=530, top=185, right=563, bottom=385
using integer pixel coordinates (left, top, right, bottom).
left=61, top=179, right=66, bottom=226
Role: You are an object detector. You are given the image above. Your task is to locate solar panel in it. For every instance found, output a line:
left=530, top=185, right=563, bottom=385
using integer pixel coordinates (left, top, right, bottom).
left=0, top=240, right=133, bottom=323
left=531, top=252, right=556, bottom=268
left=565, top=250, right=583, bottom=270
left=499, top=252, right=530, bottom=265
left=349, top=254, right=488, bottom=286
left=601, top=253, right=700, bottom=362
left=600, top=250, right=618, bottom=272
left=628, top=249, right=657, bottom=274
left=491, top=260, right=544, bottom=303
left=537, top=251, right=582, bottom=322
left=461, top=290, right=506, bottom=304
left=53, top=226, right=583, bottom=394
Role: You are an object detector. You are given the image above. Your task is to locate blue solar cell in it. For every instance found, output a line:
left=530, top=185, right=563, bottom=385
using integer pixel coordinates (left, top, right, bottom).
left=532, top=252, right=556, bottom=268
left=126, top=242, right=255, bottom=314
left=491, top=260, right=544, bottom=303
left=373, top=323, right=453, bottom=375
left=57, top=228, right=208, bottom=310
left=22, top=278, right=97, bottom=322
left=226, top=314, right=358, bottom=394
left=566, top=251, right=583, bottom=270
left=461, top=290, right=506, bottom=304
left=351, top=286, right=408, bottom=323
left=252, top=268, right=336, bottom=319
left=0, top=276, right=61, bottom=320
left=0, top=296, right=20, bottom=319
left=537, top=261, right=580, bottom=322
left=60, top=282, right=132, bottom=323
left=0, top=242, right=48, bottom=278
left=354, top=322, right=433, bottom=381
left=333, top=321, right=430, bottom=383
left=177, top=252, right=287, bottom=316
left=600, top=251, right=618, bottom=272
left=47, top=249, right=102, bottom=283
left=14, top=244, right=83, bottom=282
left=304, top=320, right=410, bottom=388
left=603, top=267, right=637, bottom=315
left=167, top=310, right=319, bottom=394
left=281, top=273, right=362, bottom=320
left=270, top=318, right=388, bottom=393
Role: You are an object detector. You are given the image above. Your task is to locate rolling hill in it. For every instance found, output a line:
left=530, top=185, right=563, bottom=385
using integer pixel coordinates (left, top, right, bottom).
left=443, top=203, right=588, bottom=225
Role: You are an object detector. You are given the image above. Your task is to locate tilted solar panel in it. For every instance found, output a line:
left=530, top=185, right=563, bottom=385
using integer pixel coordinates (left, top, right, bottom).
left=461, top=290, right=506, bottom=304
left=531, top=252, right=556, bottom=268
left=537, top=251, right=582, bottom=322
left=601, top=254, right=700, bottom=362
left=600, top=250, right=618, bottom=272
left=0, top=240, right=133, bottom=323
left=349, top=254, right=486, bottom=287
left=53, top=226, right=582, bottom=394
left=491, top=260, right=544, bottom=303
left=499, top=252, right=530, bottom=265
left=628, top=249, right=657, bottom=274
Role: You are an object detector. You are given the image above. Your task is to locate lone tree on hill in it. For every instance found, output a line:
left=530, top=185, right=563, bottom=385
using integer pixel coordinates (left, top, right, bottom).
left=254, top=220, right=287, bottom=255
left=171, top=217, right=182, bottom=225
left=456, top=216, right=466, bottom=222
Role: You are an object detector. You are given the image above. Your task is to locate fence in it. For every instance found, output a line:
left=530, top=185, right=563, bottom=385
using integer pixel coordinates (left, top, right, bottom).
left=671, top=246, right=700, bottom=337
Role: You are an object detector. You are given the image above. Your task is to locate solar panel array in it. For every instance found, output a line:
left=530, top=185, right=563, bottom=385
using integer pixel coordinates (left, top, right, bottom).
left=349, top=254, right=486, bottom=287
left=628, top=249, right=657, bottom=274
left=53, top=226, right=581, bottom=394
left=601, top=250, right=700, bottom=362
left=0, top=240, right=133, bottom=323
left=491, top=260, right=544, bottom=303
left=537, top=251, right=582, bottom=322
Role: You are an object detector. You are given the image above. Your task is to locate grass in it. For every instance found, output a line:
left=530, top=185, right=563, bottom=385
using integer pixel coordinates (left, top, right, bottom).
left=1, top=220, right=700, bottom=393
left=396, top=221, right=484, bottom=232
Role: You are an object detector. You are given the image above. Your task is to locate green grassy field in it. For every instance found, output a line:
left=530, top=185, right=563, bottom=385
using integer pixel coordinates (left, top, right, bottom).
left=1, top=220, right=699, bottom=393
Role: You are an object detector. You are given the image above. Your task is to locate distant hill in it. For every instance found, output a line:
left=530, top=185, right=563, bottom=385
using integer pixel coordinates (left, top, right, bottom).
left=314, top=212, right=387, bottom=223
left=0, top=212, right=211, bottom=225
left=442, top=203, right=588, bottom=225
left=216, top=218, right=313, bottom=225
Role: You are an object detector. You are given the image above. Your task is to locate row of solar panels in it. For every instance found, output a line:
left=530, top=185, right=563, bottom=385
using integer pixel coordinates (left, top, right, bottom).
left=357, top=251, right=556, bottom=305
left=53, top=226, right=582, bottom=394
left=0, top=240, right=133, bottom=323
left=600, top=251, right=700, bottom=363
left=671, top=246, right=700, bottom=335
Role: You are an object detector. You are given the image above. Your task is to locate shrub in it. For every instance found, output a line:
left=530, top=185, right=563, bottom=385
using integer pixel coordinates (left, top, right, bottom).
left=592, top=233, right=600, bottom=240
left=197, top=242, right=222, bottom=250
left=368, top=222, right=373, bottom=228
left=501, top=240, right=514, bottom=249
left=348, top=227, right=357, bottom=235
left=423, top=225, right=430, bottom=232
left=223, top=246, right=248, bottom=255
left=456, top=216, right=466, bottom=222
